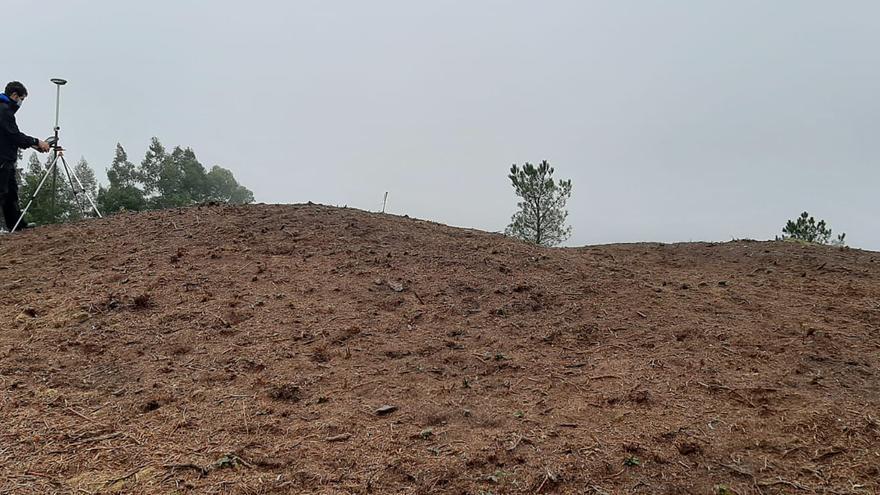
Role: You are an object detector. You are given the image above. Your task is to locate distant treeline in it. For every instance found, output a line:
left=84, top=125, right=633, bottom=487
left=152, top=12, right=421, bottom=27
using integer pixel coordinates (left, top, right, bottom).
left=19, top=137, right=253, bottom=225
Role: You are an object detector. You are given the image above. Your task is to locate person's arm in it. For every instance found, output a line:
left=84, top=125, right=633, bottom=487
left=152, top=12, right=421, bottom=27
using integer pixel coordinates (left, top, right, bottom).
left=1, top=111, right=49, bottom=151
left=0, top=110, right=38, bottom=149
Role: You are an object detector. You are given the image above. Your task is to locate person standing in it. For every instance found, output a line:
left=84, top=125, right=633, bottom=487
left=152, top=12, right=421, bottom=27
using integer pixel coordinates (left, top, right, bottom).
left=0, top=81, right=50, bottom=231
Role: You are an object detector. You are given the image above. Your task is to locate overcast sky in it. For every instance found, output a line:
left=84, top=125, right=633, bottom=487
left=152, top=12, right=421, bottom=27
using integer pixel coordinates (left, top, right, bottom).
left=8, top=1, right=879, bottom=249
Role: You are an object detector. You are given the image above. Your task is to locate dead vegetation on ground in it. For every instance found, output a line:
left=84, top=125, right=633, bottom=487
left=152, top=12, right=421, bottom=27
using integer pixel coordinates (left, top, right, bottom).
left=1, top=204, right=878, bottom=494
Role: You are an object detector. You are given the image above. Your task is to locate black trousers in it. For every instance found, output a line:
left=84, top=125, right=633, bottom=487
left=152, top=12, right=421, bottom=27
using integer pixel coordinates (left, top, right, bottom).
left=0, top=161, right=23, bottom=230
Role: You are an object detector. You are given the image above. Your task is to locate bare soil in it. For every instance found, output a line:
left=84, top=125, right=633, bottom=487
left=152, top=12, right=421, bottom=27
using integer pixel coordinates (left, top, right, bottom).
left=1, top=204, right=878, bottom=494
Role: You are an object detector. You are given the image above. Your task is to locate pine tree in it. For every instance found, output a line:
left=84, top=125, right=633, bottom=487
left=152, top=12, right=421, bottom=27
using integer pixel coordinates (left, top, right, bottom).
left=98, top=144, right=146, bottom=214
left=505, top=160, right=573, bottom=247
left=107, top=143, right=139, bottom=187
left=138, top=137, right=167, bottom=200
left=779, top=212, right=846, bottom=246
left=66, top=157, right=99, bottom=221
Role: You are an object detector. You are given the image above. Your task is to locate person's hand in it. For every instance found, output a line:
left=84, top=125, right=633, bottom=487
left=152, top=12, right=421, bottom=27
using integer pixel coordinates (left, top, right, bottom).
left=36, top=140, right=50, bottom=153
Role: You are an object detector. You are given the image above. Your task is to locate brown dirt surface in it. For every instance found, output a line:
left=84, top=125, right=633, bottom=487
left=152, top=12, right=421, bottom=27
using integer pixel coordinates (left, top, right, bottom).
left=1, top=204, right=879, bottom=495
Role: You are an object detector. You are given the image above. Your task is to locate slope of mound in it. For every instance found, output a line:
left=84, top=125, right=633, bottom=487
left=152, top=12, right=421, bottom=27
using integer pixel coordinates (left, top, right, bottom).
left=1, top=204, right=878, bottom=494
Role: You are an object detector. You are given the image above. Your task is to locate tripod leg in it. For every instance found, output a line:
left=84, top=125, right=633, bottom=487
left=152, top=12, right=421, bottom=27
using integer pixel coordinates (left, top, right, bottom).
left=60, top=155, right=103, bottom=219
left=12, top=157, right=59, bottom=232
left=51, top=165, right=57, bottom=223
left=60, top=155, right=77, bottom=194
left=59, top=155, right=86, bottom=218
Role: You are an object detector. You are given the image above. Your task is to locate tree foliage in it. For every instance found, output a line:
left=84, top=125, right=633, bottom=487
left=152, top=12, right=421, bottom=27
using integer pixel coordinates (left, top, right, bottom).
left=98, top=144, right=147, bottom=213
left=138, top=137, right=166, bottom=197
left=139, top=139, right=254, bottom=209
left=505, top=160, right=572, bottom=247
left=68, top=158, right=99, bottom=222
left=206, top=165, right=255, bottom=204
left=153, top=146, right=208, bottom=208
left=779, top=211, right=846, bottom=246
left=16, top=137, right=253, bottom=227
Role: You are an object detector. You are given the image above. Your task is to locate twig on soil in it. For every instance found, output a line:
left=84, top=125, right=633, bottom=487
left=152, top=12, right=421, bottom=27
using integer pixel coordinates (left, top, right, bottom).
left=720, top=463, right=754, bottom=478
left=551, top=373, right=586, bottom=393
left=606, top=467, right=626, bottom=478
left=106, top=464, right=151, bottom=486
left=210, top=313, right=230, bottom=327
left=536, top=474, right=549, bottom=493
left=535, top=469, right=559, bottom=493
left=812, top=447, right=847, bottom=461
left=83, top=445, right=124, bottom=453
left=70, top=432, right=122, bottom=446
left=589, top=374, right=621, bottom=380
left=351, top=379, right=381, bottom=390
left=696, top=381, right=730, bottom=390
left=757, top=477, right=808, bottom=490
left=782, top=446, right=804, bottom=457
left=412, top=290, right=425, bottom=304
left=730, top=390, right=758, bottom=408
left=123, top=432, right=143, bottom=446
left=163, top=463, right=209, bottom=477
left=222, top=394, right=256, bottom=400
left=66, top=407, right=93, bottom=422
left=326, top=433, right=352, bottom=442
left=506, top=433, right=528, bottom=451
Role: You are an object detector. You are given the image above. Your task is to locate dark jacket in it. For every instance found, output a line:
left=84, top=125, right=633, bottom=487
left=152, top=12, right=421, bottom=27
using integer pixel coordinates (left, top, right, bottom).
left=0, top=94, right=38, bottom=163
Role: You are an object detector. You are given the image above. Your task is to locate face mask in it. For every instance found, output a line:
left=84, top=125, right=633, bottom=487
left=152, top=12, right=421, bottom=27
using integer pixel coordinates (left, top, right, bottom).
left=15, top=98, right=23, bottom=107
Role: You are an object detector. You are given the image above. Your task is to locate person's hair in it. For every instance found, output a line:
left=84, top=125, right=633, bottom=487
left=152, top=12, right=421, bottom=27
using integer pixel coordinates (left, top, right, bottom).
left=5, top=81, right=27, bottom=97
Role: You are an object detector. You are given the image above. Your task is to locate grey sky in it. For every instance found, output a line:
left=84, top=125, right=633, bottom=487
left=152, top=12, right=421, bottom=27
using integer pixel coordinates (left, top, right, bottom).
left=9, top=1, right=879, bottom=249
